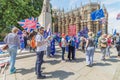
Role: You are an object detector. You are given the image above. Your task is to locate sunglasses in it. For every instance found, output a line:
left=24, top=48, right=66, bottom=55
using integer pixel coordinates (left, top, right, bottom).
left=41, top=29, right=44, bottom=31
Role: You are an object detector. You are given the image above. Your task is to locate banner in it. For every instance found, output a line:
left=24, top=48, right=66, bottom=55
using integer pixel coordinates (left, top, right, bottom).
left=68, top=25, right=76, bottom=36
left=18, top=17, right=40, bottom=32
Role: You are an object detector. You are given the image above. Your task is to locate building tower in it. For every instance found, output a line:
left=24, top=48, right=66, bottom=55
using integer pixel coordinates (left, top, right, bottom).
left=38, top=0, right=52, bottom=30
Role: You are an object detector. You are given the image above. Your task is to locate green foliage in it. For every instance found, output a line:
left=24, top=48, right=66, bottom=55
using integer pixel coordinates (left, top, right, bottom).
left=0, top=0, right=43, bottom=41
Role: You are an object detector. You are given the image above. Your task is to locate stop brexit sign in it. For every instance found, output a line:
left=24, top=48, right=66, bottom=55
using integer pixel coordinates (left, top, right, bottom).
left=68, top=25, right=76, bottom=36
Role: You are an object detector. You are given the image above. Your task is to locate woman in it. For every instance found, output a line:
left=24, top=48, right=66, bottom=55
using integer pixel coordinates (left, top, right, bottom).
left=106, top=35, right=112, bottom=57
left=61, top=33, right=67, bottom=61
left=4, top=27, right=20, bottom=74
left=85, top=32, right=95, bottom=67
left=100, top=34, right=107, bottom=60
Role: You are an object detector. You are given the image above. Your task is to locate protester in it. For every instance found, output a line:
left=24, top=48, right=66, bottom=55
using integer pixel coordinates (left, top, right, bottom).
left=29, top=31, right=36, bottom=52
left=19, top=34, right=25, bottom=53
left=106, top=35, right=112, bottom=57
left=61, top=33, right=67, bottom=62
left=23, top=30, right=28, bottom=49
left=75, top=35, right=80, bottom=50
left=85, top=32, right=95, bottom=67
left=100, top=34, right=107, bottom=60
left=68, top=36, right=76, bottom=61
left=4, top=27, right=20, bottom=74
left=35, top=27, right=47, bottom=79
left=30, top=35, right=36, bottom=52
left=115, top=33, right=120, bottom=57
left=80, top=37, right=86, bottom=52
left=46, top=36, right=52, bottom=57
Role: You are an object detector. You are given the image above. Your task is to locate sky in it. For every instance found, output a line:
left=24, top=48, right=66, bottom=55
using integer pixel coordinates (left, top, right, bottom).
left=50, top=0, right=120, bottom=34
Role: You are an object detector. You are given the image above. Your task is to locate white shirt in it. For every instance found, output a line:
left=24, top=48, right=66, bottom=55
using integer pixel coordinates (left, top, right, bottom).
left=61, top=38, right=66, bottom=47
left=36, top=34, right=47, bottom=52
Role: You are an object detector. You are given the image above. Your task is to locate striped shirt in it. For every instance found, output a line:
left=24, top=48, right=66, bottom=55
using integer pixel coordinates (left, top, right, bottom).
left=4, top=33, right=20, bottom=46
left=36, top=33, right=47, bottom=52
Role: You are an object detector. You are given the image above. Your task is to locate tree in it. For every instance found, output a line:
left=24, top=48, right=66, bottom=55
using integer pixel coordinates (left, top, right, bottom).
left=0, top=0, right=43, bottom=41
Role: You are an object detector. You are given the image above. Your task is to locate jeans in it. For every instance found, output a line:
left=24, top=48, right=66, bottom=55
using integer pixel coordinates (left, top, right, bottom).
left=8, top=45, right=17, bottom=72
left=106, top=46, right=110, bottom=57
left=116, top=45, right=120, bottom=56
left=46, top=46, right=51, bottom=57
left=68, top=46, right=75, bottom=60
left=101, top=47, right=106, bottom=59
left=35, top=51, right=44, bottom=76
left=85, top=47, right=95, bottom=65
left=62, top=47, right=65, bottom=60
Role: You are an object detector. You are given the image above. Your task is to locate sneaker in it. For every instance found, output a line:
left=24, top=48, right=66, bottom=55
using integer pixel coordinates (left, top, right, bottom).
left=10, top=68, right=16, bottom=74
left=37, top=75, right=46, bottom=79
left=61, top=60, right=66, bottom=62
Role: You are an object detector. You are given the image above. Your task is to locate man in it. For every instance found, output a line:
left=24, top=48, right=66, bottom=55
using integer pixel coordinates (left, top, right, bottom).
left=68, top=36, right=76, bottom=61
left=61, top=33, right=67, bottom=61
left=35, top=27, right=47, bottom=79
left=115, top=33, right=120, bottom=57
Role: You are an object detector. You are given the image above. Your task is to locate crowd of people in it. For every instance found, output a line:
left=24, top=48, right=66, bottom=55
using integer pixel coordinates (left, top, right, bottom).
left=2, top=26, right=120, bottom=79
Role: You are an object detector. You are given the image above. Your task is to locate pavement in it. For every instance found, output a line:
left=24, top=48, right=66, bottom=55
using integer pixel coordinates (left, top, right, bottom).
left=0, top=46, right=120, bottom=80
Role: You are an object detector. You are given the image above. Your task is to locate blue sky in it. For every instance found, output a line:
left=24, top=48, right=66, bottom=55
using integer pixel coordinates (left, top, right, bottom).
left=50, top=0, right=120, bottom=34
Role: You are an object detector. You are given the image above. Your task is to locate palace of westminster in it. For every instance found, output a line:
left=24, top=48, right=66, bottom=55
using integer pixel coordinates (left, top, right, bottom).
left=52, top=2, right=108, bottom=35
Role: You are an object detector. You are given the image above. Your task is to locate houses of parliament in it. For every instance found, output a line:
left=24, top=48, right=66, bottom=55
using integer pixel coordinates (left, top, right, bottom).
left=52, top=2, right=108, bottom=35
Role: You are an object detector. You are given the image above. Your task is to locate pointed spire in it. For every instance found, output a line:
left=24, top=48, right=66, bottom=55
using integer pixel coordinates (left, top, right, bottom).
left=81, top=2, right=82, bottom=7
left=89, top=0, right=91, bottom=4
left=75, top=4, right=77, bottom=9
left=62, top=8, right=64, bottom=12
left=42, top=0, right=51, bottom=13
left=97, top=0, right=99, bottom=4
left=102, top=4, right=105, bottom=9
left=71, top=6, right=73, bottom=11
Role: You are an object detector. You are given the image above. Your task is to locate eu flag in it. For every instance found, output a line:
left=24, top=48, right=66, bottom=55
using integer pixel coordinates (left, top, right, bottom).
left=113, top=29, right=116, bottom=35
left=91, top=9, right=105, bottom=21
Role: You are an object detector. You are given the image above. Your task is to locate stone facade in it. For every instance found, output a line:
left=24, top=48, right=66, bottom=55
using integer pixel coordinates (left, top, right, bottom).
left=38, top=0, right=52, bottom=30
left=52, top=2, right=108, bottom=35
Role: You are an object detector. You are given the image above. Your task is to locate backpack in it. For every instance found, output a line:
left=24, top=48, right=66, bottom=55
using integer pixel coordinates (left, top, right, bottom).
left=69, top=40, right=75, bottom=47
left=100, top=38, right=107, bottom=48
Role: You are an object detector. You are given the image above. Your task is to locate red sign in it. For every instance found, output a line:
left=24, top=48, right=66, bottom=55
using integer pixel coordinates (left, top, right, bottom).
left=68, top=25, right=76, bottom=36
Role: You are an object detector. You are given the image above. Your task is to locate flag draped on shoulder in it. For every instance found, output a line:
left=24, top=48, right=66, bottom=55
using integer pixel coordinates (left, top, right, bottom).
left=91, top=9, right=105, bottom=21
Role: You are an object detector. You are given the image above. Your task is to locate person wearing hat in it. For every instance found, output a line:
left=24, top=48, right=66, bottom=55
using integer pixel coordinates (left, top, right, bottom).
left=85, top=32, right=95, bottom=67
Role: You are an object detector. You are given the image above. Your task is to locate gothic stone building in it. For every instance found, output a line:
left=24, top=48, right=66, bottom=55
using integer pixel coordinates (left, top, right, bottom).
left=52, top=2, right=108, bottom=35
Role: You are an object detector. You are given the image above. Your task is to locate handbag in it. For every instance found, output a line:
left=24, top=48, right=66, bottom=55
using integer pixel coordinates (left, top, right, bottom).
left=100, top=43, right=107, bottom=48
left=2, top=44, right=8, bottom=50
